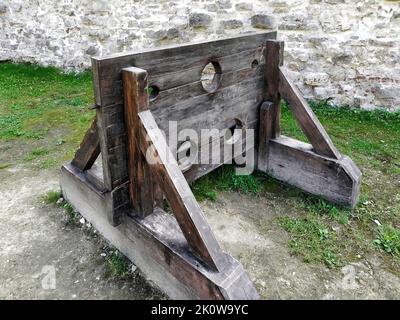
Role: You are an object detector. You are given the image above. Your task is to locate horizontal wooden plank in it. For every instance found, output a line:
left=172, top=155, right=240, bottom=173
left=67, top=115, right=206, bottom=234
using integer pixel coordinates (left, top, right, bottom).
left=153, top=76, right=264, bottom=142
left=95, top=32, right=275, bottom=79
left=263, top=135, right=361, bottom=207
left=150, top=66, right=263, bottom=110
left=148, top=47, right=265, bottom=91
left=92, top=31, right=276, bottom=107
left=98, top=47, right=266, bottom=106
left=181, top=118, right=257, bottom=178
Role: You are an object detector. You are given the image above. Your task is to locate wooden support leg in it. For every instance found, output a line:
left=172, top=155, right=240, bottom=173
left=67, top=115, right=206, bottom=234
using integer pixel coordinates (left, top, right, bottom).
left=279, top=68, right=341, bottom=160
left=266, top=136, right=361, bottom=208
left=258, top=41, right=361, bottom=207
left=71, top=118, right=100, bottom=171
left=71, top=115, right=129, bottom=226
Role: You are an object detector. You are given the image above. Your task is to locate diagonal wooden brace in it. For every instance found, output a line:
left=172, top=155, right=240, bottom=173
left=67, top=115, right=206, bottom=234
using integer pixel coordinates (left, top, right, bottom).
left=279, top=68, right=341, bottom=159
left=137, top=109, right=228, bottom=272
left=258, top=40, right=361, bottom=208
left=71, top=118, right=100, bottom=171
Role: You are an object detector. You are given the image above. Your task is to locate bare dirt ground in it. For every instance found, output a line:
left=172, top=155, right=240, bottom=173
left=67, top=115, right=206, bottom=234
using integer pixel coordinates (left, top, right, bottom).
left=1, top=165, right=399, bottom=300
left=0, top=167, right=163, bottom=299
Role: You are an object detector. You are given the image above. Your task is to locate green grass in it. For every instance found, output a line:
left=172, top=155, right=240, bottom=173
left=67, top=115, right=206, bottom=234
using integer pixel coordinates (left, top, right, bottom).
left=374, top=224, right=400, bottom=257
left=23, top=148, right=50, bottom=161
left=43, top=190, right=62, bottom=204
left=0, top=62, right=94, bottom=168
left=192, top=165, right=262, bottom=201
left=0, top=163, right=11, bottom=169
left=107, top=251, right=131, bottom=278
left=279, top=100, right=400, bottom=268
left=303, top=198, right=351, bottom=225
left=61, top=202, right=79, bottom=224
left=43, top=189, right=79, bottom=224
left=279, top=215, right=341, bottom=268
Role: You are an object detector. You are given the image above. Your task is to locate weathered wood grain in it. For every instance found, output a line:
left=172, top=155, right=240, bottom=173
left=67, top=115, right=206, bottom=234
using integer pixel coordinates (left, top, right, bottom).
left=96, top=103, right=128, bottom=191
left=152, top=76, right=264, bottom=144
left=279, top=68, right=341, bottom=159
left=91, top=33, right=276, bottom=209
left=92, top=31, right=276, bottom=107
left=263, top=135, right=361, bottom=207
left=108, top=181, right=130, bottom=226
left=138, top=110, right=227, bottom=272
left=184, top=119, right=258, bottom=182
left=85, top=156, right=106, bottom=191
left=98, top=46, right=266, bottom=104
left=71, top=118, right=100, bottom=171
left=95, top=102, right=129, bottom=226
left=61, top=163, right=259, bottom=299
left=97, top=73, right=264, bottom=153
left=122, top=67, right=155, bottom=217
left=264, top=40, right=284, bottom=138
left=150, top=66, right=263, bottom=110
left=147, top=47, right=264, bottom=91
left=257, top=101, right=274, bottom=172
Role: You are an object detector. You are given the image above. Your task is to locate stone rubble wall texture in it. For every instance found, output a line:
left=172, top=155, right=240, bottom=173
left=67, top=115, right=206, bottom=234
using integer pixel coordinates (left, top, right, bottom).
left=0, top=0, right=399, bottom=110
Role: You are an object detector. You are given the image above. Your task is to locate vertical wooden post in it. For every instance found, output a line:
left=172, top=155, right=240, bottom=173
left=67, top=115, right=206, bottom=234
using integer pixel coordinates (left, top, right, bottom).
left=264, top=40, right=284, bottom=138
left=258, top=40, right=284, bottom=171
left=122, top=67, right=155, bottom=217
left=257, top=101, right=274, bottom=172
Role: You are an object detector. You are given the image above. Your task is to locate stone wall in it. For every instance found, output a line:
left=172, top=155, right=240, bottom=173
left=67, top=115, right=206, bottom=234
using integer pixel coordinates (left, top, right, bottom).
left=0, top=0, right=399, bottom=110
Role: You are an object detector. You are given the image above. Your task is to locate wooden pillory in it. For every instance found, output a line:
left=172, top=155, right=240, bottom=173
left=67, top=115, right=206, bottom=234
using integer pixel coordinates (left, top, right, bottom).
left=60, top=32, right=361, bottom=299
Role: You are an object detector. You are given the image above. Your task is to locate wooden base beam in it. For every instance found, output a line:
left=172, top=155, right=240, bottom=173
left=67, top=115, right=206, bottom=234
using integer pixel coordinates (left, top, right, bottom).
left=60, top=163, right=259, bottom=300
left=258, top=136, right=361, bottom=208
